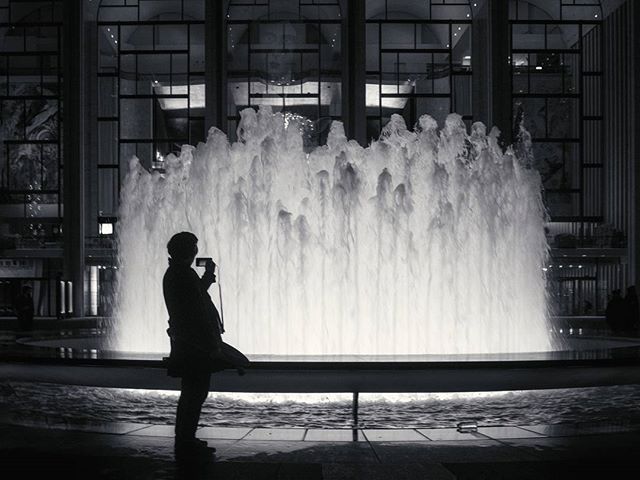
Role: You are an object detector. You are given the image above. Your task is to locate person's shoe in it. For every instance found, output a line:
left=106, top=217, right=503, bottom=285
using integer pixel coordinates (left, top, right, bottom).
left=174, top=438, right=216, bottom=456
left=194, top=438, right=216, bottom=452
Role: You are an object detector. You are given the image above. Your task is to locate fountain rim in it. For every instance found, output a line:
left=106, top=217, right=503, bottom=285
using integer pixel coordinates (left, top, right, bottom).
left=3, top=336, right=640, bottom=393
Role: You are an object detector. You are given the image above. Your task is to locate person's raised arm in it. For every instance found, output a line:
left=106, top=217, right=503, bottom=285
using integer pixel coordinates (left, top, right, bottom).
left=200, top=258, right=217, bottom=291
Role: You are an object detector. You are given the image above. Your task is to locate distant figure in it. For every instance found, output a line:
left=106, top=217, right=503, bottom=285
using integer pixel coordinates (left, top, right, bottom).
left=605, top=289, right=624, bottom=335
left=583, top=300, right=593, bottom=315
left=13, top=285, right=34, bottom=335
left=163, top=231, right=221, bottom=457
left=623, top=285, right=640, bottom=336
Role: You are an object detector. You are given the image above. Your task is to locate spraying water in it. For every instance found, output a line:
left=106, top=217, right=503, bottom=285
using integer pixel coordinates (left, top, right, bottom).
left=112, top=107, right=552, bottom=356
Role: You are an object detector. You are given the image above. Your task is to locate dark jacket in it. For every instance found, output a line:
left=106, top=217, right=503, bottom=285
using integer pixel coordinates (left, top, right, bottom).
left=163, top=259, right=223, bottom=376
left=14, top=293, right=34, bottom=319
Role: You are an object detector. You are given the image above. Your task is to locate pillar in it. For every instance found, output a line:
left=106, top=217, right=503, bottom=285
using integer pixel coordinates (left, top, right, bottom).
left=343, top=0, right=366, bottom=146
left=205, top=0, right=228, bottom=133
left=63, top=0, right=85, bottom=316
left=633, top=1, right=640, bottom=289
left=472, top=0, right=512, bottom=145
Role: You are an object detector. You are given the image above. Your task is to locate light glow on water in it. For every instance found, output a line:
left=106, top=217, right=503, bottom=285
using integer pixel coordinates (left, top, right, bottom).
left=113, top=107, right=551, bottom=355
left=116, top=389, right=512, bottom=403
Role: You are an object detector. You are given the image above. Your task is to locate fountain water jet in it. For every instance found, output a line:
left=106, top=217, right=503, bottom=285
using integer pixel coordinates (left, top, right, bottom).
left=112, top=107, right=552, bottom=356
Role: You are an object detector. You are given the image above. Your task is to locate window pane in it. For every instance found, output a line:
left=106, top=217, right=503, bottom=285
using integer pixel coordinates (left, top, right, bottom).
left=120, top=98, right=152, bottom=139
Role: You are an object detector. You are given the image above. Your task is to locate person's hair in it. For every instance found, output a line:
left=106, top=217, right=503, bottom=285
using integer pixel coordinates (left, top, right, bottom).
left=167, top=232, right=198, bottom=260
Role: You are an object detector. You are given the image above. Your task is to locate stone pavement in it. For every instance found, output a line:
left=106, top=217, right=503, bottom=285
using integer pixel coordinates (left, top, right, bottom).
left=1, top=419, right=639, bottom=479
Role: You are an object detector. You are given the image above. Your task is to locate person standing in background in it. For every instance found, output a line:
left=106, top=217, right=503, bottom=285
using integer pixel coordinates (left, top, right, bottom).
left=13, top=285, right=34, bottom=336
left=623, top=286, right=640, bottom=336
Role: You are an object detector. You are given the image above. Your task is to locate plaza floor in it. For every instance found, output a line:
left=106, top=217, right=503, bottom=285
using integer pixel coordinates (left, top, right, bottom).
left=1, top=416, right=639, bottom=479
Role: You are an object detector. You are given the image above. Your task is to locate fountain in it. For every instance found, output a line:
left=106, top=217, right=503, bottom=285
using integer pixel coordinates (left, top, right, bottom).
left=112, top=107, right=552, bottom=356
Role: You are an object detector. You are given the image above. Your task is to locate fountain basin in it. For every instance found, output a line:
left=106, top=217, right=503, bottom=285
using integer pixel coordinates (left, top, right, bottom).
left=3, top=332, right=640, bottom=393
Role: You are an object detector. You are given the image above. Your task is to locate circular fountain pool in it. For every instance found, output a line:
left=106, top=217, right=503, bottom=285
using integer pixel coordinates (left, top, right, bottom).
left=3, top=328, right=640, bottom=394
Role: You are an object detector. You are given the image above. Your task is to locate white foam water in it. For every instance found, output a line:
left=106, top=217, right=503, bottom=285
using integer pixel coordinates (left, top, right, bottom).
left=112, top=107, right=552, bottom=355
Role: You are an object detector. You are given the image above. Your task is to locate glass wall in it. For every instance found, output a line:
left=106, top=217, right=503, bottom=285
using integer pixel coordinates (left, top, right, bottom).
left=96, top=0, right=205, bottom=219
left=0, top=0, right=63, bottom=316
left=0, top=0, right=63, bottom=244
left=510, top=0, right=609, bottom=315
left=227, top=0, right=342, bottom=147
left=365, top=0, right=473, bottom=139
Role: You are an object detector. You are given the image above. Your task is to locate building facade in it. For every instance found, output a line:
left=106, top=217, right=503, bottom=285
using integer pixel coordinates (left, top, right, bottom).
left=0, top=0, right=638, bottom=320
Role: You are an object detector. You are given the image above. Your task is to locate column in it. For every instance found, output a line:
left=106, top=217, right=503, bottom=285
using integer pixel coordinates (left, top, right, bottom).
left=63, top=0, right=85, bottom=316
left=205, top=0, right=228, bottom=133
left=633, top=1, right=640, bottom=288
left=472, top=0, right=512, bottom=145
left=343, top=0, right=366, bottom=146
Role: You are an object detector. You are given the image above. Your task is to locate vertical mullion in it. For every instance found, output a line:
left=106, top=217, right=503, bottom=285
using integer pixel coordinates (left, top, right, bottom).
left=449, top=23, right=453, bottom=114
left=599, top=23, right=605, bottom=227
left=395, top=51, right=399, bottom=94
left=40, top=144, right=44, bottom=188
left=317, top=22, right=321, bottom=136
left=527, top=52, right=531, bottom=93
left=431, top=51, right=434, bottom=96
left=378, top=22, right=382, bottom=132
left=117, top=23, right=121, bottom=201
left=57, top=23, right=62, bottom=219
left=248, top=21, right=252, bottom=108
left=187, top=24, right=190, bottom=144
left=579, top=23, right=585, bottom=244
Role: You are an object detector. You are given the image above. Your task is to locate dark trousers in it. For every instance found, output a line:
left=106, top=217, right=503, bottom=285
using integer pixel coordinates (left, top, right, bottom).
left=17, top=314, right=33, bottom=332
left=175, top=372, right=211, bottom=442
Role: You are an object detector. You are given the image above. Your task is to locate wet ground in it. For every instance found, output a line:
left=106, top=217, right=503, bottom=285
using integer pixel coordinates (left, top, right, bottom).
left=1, top=419, right=639, bottom=479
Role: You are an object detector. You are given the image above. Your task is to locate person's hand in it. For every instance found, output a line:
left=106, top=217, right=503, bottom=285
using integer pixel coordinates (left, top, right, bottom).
left=205, top=258, right=216, bottom=281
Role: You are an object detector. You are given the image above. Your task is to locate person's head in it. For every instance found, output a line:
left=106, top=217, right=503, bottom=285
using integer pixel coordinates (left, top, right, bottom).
left=167, top=232, right=198, bottom=265
left=628, top=285, right=637, bottom=295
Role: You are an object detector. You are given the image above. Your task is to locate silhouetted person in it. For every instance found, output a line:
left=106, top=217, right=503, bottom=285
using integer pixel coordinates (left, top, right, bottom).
left=584, top=300, right=593, bottom=315
left=163, top=232, right=222, bottom=457
left=605, top=289, right=624, bottom=335
left=13, top=285, right=34, bottom=335
left=623, top=285, right=640, bottom=336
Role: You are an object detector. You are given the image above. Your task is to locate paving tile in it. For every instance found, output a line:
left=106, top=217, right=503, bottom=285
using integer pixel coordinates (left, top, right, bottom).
left=243, top=428, right=306, bottom=441
left=519, top=424, right=581, bottom=437
left=277, top=462, right=324, bottom=480
left=574, top=422, right=635, bottom=435
left=59, top=421, right=149, bottom=435
left=218, top=440, right=378, bottom=464
left=443, top=461, right=563, bottom=479
left=209, top=462, right=282, bottom=479
left=371, top=439, right=540, bottom=464
left=418, top=428, right=488, bottom=441
left=363, top=429, right=428, bottom=442
left=304, top=429, right=367, bottom=442
left=128, top=424, right=175, bottom=437
left=197, top=426, right=252, bottom=440
left=501, top=433, right=640, bottom=462
left=476, top=426, right=546, bottom=439
left=323, top=463, right=456, bottom=480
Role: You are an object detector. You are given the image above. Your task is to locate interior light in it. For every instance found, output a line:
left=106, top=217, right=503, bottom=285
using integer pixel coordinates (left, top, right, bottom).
left=99, top=222, right=114, bottom=235
left=536, top=66, right=543, bottom=70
